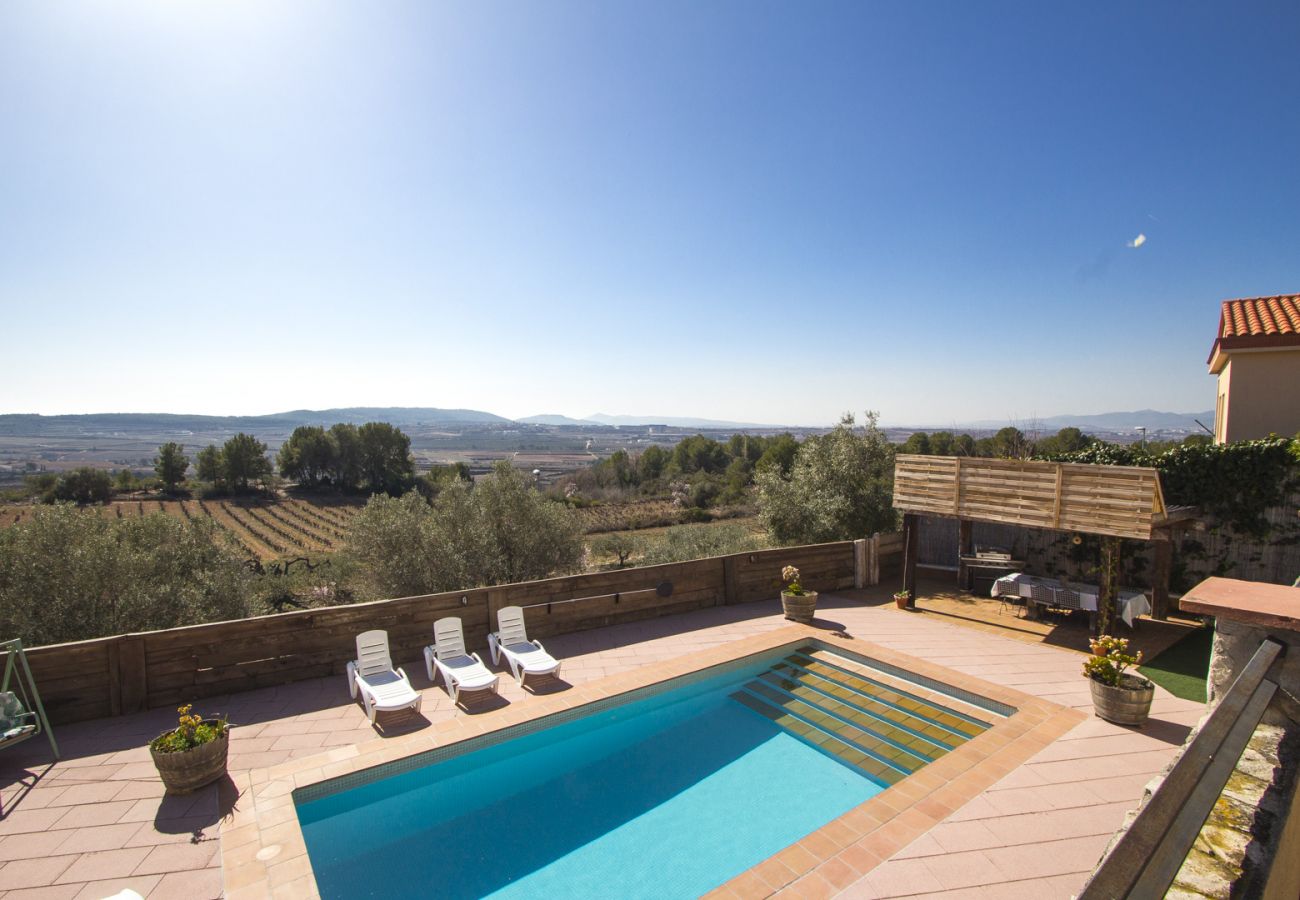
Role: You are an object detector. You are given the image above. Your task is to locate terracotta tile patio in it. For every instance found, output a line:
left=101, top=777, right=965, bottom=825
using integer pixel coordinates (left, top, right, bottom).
left=0, top=585, right=1203, bottom=899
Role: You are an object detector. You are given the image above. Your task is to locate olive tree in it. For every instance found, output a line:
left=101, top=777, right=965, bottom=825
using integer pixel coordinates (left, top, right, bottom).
left=756, top=411, right=897, bottom=545
left=343, top=461, right=583, bottom=598
left=0, top=505, right=252, bottom=645
left=50, top=467, right=114, bottom=505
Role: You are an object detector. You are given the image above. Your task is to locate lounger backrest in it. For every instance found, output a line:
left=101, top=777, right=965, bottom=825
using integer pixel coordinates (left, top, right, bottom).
left=433, top=618, right=467, bottom=660
left=496, top=606, right=530, bottom=646
left=355, top=630, right=394, bottom=677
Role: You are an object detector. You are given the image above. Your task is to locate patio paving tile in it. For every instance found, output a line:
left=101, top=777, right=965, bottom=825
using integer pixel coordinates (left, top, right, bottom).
left=71, top=874, right=164, bottom=900
left=0, top=854, right=76, bottom=890
left=0, top=581, right=1205, bottom=899
left=53, top=847, right=152, bottom=884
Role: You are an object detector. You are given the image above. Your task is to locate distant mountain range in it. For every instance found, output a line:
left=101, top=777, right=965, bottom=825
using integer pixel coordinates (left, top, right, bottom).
left=0, top=406, right=1215, bottom=436
left=0, top=407, right=510, bottom=435
left=518, top=412, right=784, bottom=429
left=947, top=409, right=1215, bottom=432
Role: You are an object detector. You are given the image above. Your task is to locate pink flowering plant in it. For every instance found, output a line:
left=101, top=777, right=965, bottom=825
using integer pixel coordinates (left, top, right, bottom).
left=781, top=565, right=805, bottom=596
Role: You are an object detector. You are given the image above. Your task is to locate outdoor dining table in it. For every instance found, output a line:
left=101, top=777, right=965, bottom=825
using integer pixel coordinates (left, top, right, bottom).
left=991, top=572, right=1152, bottom=628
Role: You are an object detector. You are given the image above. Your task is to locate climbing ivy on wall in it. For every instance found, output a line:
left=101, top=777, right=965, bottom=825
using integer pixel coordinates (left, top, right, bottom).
left=1043, top=437, right=1300, bottom=537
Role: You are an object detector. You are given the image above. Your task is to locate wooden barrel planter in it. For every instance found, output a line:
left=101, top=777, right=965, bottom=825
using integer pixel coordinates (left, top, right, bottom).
left=1089, top=675, right=1154, bottom=727
left=781, top=590, right=818, bottom=624
left=149, top=721, right=230, bottom=794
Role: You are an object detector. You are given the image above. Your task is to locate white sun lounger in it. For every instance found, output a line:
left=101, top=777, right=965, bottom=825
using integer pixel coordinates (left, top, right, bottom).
left=488, top=606, right=562, bottom=685
left=424, top=618, right=500, bottom=703
left=347, top=630, right=422, bottom=724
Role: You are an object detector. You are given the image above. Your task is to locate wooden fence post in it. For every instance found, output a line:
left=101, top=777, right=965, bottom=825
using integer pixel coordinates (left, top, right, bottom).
left=854, top=539, right=867, bottom=589
left=118, top=637, right=148, bottom=715
left=722, top=555, right=740, bottom=606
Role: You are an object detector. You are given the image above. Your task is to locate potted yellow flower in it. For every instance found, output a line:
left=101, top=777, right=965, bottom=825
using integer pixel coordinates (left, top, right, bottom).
left=149, top=704, right=230, bottom=794
left=780, top=565, right=817, bottom=623
left=1083, top=636, right=1154, bottom=727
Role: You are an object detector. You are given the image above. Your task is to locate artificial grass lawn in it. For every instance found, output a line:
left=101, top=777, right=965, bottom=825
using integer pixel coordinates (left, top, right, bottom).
left=1138, top=624, right=1214, bottom=702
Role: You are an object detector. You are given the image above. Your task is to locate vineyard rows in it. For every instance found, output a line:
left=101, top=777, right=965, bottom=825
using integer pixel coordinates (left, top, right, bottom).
left=0, top=497, right=362, bottom=561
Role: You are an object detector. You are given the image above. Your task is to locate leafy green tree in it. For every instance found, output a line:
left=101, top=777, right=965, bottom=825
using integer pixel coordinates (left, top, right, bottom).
left=358, top=422, right=415, bottom=494
left=154, top=442, right=189, bottom=493
left=416, top=463, right=472, bottom=499
left=195, top=444, right=225, bottom=486
left=928, top=431, right=955, bottom=456
left=591, top=532, right=640, bottom=568
left=1034, top=426, right=1093, bottom=456
left=637, top=445, right=670, bottom=482
left=756, top=433, right=800, bottom=476
left=50, top=467, right=114, bottom=505
left=473, top=461, right=584, bottom=584
left=221, top=433, right=271, bottom=493
left=901, top=432, right=931, bottom=455
left=0, top=505, right=252, bottom=645
left=115, top=469, right=138, bottom=492
left=988, top=426, right=1032, bottom=458
left=953, top=433, right=976, bottom=456
left=671, top=435, right=730, bottom=475
left=277, top=426, right=336, bottom=488
left=24, top=472, right=57, bottom=501
left=327, top=423, right=364, bottom=489
left=343, top=461, right=583, bottom=598
left=756, top=412, right=897, bottom=544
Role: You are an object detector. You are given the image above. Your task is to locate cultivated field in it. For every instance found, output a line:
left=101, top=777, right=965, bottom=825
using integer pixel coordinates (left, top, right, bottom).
left=0, top=496, right=365, bottom=561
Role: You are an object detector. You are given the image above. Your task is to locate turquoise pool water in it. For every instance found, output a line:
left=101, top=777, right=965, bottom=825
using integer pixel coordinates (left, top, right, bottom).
left=297, top=649, right=886, bottom=899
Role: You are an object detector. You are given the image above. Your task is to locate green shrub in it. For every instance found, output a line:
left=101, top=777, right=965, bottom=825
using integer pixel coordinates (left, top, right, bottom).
left=0, top=505, right=253, bottom=645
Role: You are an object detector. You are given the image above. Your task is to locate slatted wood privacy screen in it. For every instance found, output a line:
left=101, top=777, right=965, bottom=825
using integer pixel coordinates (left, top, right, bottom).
left=892, top=454, right=1166, bottom=540
left=23, top=538, right=891, bottom=725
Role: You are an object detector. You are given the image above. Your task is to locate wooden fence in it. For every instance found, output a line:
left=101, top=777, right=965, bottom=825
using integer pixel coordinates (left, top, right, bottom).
left=25, top=536, right=903, bottom=725
left=893, top=454, right=1167, bottom=540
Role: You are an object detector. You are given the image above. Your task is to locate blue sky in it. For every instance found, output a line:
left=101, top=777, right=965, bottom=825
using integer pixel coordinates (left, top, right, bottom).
left=1, top=1, right=1296, bottom=427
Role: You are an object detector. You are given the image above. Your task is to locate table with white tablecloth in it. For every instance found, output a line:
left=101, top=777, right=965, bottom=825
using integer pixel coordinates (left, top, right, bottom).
left=991, top=573, right=1152, bottom=627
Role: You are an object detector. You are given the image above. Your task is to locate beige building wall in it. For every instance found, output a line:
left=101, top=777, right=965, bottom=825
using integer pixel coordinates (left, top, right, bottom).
left=1216, top=348, right=1300, bottom=443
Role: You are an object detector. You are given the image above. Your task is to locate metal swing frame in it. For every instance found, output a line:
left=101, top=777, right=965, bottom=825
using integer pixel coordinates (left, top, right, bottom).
left=0, top=639, right=59, bottom=758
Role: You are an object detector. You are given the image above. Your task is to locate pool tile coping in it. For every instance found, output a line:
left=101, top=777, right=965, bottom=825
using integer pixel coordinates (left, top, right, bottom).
left=219, top=624, right=1085, bottom=899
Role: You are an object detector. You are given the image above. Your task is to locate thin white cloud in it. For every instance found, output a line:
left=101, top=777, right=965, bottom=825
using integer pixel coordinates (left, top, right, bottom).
left=1128, top=233, right=1147, bottom=248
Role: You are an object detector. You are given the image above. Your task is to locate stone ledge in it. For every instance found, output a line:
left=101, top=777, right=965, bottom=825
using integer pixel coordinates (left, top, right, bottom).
left=1181, top=577, right=1300, bottom=631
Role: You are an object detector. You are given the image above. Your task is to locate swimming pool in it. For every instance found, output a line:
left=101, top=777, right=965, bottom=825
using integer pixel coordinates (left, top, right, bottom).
left=295, top=643, right=1001, bottom=899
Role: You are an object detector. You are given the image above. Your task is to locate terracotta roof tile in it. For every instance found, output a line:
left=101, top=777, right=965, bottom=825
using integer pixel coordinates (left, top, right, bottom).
left=1219, top=295, right=1300, bottom=339
left=1208, top=293, right=1300, bottom=369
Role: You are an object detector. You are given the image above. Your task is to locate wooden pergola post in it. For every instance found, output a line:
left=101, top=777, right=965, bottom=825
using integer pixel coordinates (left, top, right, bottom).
left=1150, top=538, right=1173, bottom=621
left=1098, top=536, right=1120, bottom=636
left=957, top=518, right=973, bottom=589
left=902, top=513, right=920, bottom=607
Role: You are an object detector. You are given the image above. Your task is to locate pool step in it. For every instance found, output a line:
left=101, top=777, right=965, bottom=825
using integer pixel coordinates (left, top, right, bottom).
left=757, top=669, right=950, bottom=762
left=793, top=650, right=991, bottom=740
left=729, top=688, right=905, bottom=786
left=727, top=647, right=993, bottom=784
